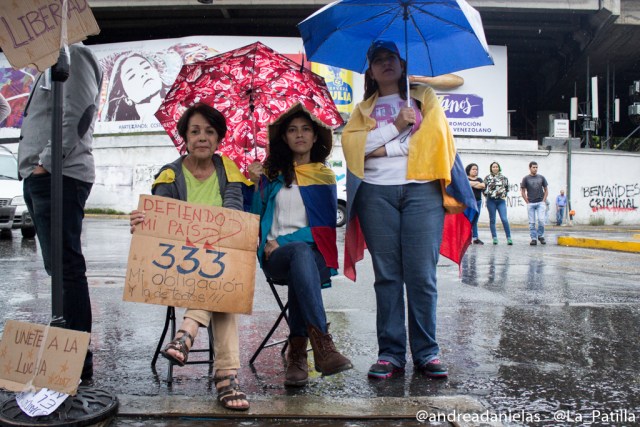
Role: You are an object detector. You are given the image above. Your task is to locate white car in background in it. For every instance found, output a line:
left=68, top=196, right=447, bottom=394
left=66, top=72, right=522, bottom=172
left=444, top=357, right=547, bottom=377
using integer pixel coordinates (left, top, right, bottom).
left=0, top=146, right=35, bottom=238
left=330, top=159, right=347, bottom=227
left=336, top=182, right=347, bottom=227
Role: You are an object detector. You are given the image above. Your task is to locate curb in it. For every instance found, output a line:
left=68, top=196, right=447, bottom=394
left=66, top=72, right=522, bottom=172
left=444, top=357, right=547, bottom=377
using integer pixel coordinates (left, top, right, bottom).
left=85, top=214, right=130, bottom=219
left=557, top=236, right=640, bottom=253
left=116, top=394, right=500, bottom=424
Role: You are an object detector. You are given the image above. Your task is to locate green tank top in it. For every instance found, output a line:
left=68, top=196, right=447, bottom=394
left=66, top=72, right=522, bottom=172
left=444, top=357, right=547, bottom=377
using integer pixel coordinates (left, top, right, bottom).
left=182, top=164, right=222, bottom=207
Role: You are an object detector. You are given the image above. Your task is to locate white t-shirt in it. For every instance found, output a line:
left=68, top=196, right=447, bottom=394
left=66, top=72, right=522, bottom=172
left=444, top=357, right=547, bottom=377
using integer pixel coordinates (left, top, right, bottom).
left=267, top=184, right=308, bottom=241
left=363, top=93, right=426, bottom=185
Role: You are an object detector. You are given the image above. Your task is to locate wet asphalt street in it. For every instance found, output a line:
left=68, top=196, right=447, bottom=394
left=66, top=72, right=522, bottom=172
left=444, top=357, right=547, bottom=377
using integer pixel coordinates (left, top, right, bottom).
left=0, top=218, right=639, bottom=426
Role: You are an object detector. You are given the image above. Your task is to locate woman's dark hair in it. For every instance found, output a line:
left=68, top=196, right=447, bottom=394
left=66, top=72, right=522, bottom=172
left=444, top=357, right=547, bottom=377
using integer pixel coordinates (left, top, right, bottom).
left=465, top=163, right=478, bottom=175
left=263, top=111, right=331, bottom=187
left=489, top=161, right=502, bottom=174
left=363, top=54, right=408, bottom=101
left=177, top=103, right=227, bottom=142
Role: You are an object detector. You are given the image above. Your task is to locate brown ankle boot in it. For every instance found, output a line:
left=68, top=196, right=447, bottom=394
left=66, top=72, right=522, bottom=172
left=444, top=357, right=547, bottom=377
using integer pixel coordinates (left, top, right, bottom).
left=284, top=337, right=309, bottom=387
left=307, top=324, right=353, bottom=376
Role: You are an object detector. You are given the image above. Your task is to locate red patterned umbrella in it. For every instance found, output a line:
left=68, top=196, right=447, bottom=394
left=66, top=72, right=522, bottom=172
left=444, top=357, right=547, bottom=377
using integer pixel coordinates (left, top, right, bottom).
left=155, top=42, right=343, bottom=173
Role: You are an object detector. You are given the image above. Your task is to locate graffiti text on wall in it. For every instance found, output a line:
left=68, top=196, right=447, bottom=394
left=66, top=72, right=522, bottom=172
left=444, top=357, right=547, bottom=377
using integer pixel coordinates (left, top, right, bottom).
left=506, top=184, right=525, bottom=207
left=582, top=184, right=639, bottom=212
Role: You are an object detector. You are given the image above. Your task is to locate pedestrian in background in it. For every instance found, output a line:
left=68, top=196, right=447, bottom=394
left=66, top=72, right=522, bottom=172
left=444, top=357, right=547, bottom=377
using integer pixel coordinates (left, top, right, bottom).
left=520, top=161, right=549, bottom=245
left=17, top=43, right=102, bottom=382
left=555, top=189, right=567, bottom=226
left=466, top=163, right=485, bottom=244
left=483, top=161, right=513, bottom=245
left=465, top=163, right=486, bottom=245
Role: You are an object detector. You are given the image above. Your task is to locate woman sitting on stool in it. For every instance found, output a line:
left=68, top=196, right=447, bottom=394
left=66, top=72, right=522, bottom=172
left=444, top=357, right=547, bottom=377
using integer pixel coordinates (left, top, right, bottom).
left=248, top=104, right=352, bottom=387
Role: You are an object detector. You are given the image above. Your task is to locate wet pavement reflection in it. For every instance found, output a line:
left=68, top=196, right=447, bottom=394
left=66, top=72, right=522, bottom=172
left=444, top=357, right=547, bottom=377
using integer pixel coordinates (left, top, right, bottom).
left=1, top=220, right=639, bottom=425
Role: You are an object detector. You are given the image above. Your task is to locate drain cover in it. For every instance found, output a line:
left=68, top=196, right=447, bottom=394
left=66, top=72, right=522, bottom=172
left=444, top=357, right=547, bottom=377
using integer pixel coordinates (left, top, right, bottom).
left=0, top=387, right=118, bottom=427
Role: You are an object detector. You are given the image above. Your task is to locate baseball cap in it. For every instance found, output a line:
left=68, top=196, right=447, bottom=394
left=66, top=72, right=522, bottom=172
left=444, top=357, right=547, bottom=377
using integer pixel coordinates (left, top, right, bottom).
left=367, top=40, right=402, bottom=63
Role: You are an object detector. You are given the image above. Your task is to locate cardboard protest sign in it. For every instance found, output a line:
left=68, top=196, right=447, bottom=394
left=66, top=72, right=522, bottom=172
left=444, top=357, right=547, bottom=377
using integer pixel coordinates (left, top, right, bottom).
left=0, top=0, right=100, bottom=71
left=0, top=320, right=90, bottom=395
left=124, top=195, right=259, bottom=314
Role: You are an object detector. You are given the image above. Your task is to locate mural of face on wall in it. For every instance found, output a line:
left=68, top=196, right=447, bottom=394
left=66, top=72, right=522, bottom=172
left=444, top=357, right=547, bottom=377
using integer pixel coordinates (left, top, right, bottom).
left=102, top=52, right=170, bottom=122
left=99, top=43, right=219, bottom=124
left=121, top=55, right=164, bottom=105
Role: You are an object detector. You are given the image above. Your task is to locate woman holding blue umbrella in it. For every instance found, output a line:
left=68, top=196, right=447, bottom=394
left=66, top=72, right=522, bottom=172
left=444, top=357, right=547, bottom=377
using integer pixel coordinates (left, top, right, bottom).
left=342, top=41, right=476, bottom=380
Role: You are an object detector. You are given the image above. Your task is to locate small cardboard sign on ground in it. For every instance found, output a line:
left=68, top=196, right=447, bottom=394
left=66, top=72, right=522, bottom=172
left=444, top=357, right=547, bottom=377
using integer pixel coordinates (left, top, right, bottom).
left=0, top=320, right=90, bottom=396
left=124, top=195, right=259, bottom=314
left=0, top=0, right=100, bottom=71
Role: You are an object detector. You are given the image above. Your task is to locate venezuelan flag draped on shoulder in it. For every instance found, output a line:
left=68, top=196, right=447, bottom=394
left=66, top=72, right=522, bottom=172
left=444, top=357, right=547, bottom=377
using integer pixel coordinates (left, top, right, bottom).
left=341, top=85, right=477, bottom=281
left=251, top=162, right=338, bottom=273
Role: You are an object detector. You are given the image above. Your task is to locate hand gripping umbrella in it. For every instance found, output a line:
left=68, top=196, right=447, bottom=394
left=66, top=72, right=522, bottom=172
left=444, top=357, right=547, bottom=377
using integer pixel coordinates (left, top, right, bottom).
left=298, top=0, right=494, bottom=103
left=155, top=42, right=343, bottom=173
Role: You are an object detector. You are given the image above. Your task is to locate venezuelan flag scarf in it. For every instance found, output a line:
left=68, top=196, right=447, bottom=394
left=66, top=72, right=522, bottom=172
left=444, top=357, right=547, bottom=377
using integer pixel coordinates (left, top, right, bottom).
left=254, top=162, right=338, bottom=270
left=341, top=85, right=477, bottom=281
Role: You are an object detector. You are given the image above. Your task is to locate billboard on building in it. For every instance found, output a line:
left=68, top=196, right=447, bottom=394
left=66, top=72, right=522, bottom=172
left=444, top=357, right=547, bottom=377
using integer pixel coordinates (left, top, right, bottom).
left=0, top=36, right=311, bottom=139
left=311, top=63, right=354, bottom=114
left=1, top=37, right=507, bottom=139
left=435, top=46, right=508, bottom=137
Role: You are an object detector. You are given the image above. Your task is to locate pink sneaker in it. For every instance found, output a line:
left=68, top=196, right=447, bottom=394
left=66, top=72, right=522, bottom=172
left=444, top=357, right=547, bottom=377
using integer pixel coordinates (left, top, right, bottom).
left=419, top=358, right=448, bottom=378
left=368, top=360, right=404, bottom=379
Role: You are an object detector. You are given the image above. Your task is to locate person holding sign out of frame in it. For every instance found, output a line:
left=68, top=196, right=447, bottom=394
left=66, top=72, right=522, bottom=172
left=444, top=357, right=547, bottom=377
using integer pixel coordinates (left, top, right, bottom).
left=129, top=103, right=251, bottom=411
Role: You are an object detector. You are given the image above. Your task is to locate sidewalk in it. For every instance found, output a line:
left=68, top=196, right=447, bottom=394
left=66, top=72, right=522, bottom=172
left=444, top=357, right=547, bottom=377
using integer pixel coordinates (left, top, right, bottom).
left=1, top=219, right=639, bottom=426
left=476, top=222, right=640, bottom=253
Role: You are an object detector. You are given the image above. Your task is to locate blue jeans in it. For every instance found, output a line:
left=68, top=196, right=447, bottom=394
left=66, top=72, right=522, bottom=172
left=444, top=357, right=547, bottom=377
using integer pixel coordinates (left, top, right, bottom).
left=556, top=206, right=565, bottom=225
left=23, top=173, right=93, bottom=371
left=355, top=181, right=444, bottom=368
left=471, top=199, right=482, bottom=239
left=527, top=202, right=546, bottom=239
left=486, top=198, right=511, bottom=239
left=262, top=242, right=330, bottom=338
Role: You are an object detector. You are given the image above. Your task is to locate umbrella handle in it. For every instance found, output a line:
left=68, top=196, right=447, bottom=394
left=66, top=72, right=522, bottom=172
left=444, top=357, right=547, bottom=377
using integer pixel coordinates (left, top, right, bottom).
left=406, top=74, right=411, bottom=108
left=404, top=2, right=411, bottom=108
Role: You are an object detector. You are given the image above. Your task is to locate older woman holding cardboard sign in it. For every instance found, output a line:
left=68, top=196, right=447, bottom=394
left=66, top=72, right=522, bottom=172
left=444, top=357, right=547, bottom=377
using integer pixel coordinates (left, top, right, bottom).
left=130, top=103, right=250, bottom=411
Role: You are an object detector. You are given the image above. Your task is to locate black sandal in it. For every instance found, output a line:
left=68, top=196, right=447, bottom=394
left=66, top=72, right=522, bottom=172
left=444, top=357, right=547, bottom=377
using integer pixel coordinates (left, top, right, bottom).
left=160, top=329, right=194, bottom=367
left=214, top=374, right=250, bottom=411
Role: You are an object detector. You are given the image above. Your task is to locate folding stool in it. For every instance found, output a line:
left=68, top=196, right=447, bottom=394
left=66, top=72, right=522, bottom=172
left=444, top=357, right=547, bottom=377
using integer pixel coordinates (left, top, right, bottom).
left=249, top=276, right=290, bottom=365
left=151, top=306, right=215, bottom=383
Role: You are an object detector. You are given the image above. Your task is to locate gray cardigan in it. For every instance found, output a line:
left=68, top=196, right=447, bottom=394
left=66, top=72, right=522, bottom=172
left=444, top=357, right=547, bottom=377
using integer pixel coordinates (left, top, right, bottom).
left=152, top=155, right=244, bottom=211
left=18, top=44, right=103, bottom=183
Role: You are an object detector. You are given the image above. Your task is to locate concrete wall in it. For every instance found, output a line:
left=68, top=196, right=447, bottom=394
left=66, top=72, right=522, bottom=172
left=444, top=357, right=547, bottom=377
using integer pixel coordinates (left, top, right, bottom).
left=90, top=132, right=640, bottom=226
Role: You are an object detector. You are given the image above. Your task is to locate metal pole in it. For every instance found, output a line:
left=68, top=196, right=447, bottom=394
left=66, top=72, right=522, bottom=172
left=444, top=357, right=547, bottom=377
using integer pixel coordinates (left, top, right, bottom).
left=611, top=65, right=615, bottom=149
left=585, top=57, right=591, bottom=148
left=605, top=61, right=610, bottom=149
left=403, top=3, right=411, bottom=107
left=50, top=49, right=69, bottom=327
left=573, top=82, right=577, bottom=138
left=567, top=136, right=572, bottom=224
